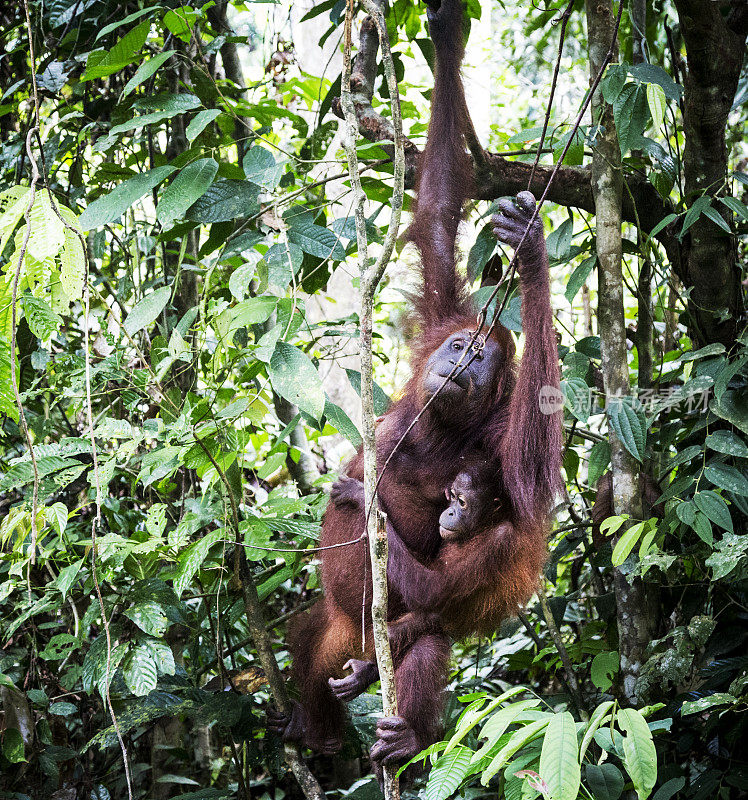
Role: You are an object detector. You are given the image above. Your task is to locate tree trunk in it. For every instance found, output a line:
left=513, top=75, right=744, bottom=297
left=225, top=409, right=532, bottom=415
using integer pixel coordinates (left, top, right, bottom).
left=585, top=0, right=654, bottom=706
left=672, top=0, right=746, bottom=346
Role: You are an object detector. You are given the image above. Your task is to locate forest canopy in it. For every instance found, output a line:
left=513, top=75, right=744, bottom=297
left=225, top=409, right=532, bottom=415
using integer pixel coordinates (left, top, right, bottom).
left=0, top=1, right=746, bottom=799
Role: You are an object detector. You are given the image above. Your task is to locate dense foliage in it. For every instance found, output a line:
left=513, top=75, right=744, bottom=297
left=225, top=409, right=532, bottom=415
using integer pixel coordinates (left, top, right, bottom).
left=0, top=1, right=745, bottom=799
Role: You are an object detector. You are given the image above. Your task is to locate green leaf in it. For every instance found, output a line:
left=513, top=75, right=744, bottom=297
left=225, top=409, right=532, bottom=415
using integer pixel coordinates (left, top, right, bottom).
left=579, top=701, right=615, bottom=762
left=630, top=63, right=682, bottom=101
left=186, top=109, right=221, bottom=144
left=680, top=693, right=736, bottom=716
left=124, top=286, right=171, bottom=336
left=617, top=708, right=657, bottom=800
left=345, top=368, right=391, bottom=416
left=562, top=377, right=591, bottom=422
left=482, top=719, right=550, bottom=784
left=49, top=701, right=77, bottom=717
left=646, top=83, right=667, bottom=133
left=425, top=745, right=472, bottom=800
left=586, top=763, right=624, bottom=800
left=157, top=158, right=219, bottom=229
left=547, top=218, right=573, bottom=260
left=243, top=146, right=284, bottom=190
left=675, top=500, right=696, bottom=527
left=269, top=342, right=325, bottom=421
left=121, top=51, right=173, bottom=98
left=704, top=462, right=748, bottom=496
left=694, top=491, right=733, bottom=533
left=82, top=21, right=150, bottom=81
left=102, top=95, right=202, bottom=145
left=124, top=644, right=158, bottom=696
left=588, top=441, right=611, bottom=487
left=124, top=601, right=168, bottom=637
left=186, top=180, right=260, bottom=223
left=0, top=337, right=19, bottom=421
left=706, top=532, right=748, bottom=578
left=21, top=296, right=62, bottom=340
left=564, top=256, right=595, bottom=303
left=705, top=430, right=748, bottom=458
left=95, top=7, right=161, bottom=40
left=539, top=712, right=580, bottom=800
left=612, top=521, right=646, bottom=566
left=613, top=83, right=649, bottom=156
left=2, top=728, right=25, bottom=763
left=59, top=208, right=85, bottom=301
left=471, top=698, right=541, bottom=762
left=79, top=166, right=175, bottom=230
left=711, top=390, right=748, bottom=436
left=53, top=560, right=83, bottom=600
left=692, top=511, right=713, bottom=546
left=324, top=399, right=362, bottom=446
left=143, top=639, right=176, bottom=675
left=714, top=353, right=748, bottom=401
left=591, top=652, right=619, bottom=691
left=702, top=205, right=732, bottom=233
left=466, top=223, right=496, bottom=282
left=602, top=64, right=628, bottom=104
left=173, top=528, right=223, bottom=598
left=651, top=778, right=686, bottom=800
left=680, top=195, right=710, bottom=239
left=287, top=218, right=346, bottom=260
left=719, top=195, right=748, bottom=220
left=607, top=398, right=646, bottom=462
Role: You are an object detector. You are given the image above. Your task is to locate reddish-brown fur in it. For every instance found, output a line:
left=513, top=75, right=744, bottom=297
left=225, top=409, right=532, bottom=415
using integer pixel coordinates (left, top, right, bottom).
left=277, top=0, right=562, bottom=760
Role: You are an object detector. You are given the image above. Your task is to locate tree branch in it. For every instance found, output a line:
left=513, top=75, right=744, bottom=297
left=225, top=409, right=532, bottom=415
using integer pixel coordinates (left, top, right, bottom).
left=341, top=2, right=405, bottom=797
left=331, top=10, right=680, bottom=254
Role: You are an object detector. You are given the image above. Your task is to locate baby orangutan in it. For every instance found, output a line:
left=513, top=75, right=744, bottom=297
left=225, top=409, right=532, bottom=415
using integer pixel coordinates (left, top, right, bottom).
left=325, top=464, right=516, bottom=719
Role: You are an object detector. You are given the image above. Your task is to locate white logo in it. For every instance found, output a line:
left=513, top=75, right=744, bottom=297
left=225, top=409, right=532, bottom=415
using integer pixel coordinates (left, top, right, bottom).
left=539, top=385, right=564, bottom=415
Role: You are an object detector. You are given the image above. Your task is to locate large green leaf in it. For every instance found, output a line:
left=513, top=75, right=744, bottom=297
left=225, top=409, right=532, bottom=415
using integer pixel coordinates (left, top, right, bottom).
left=471, top=698, right=541, bottom=761
left=588, top=440, right=611, bottom=487
left=579, top=701, right=615, bottom=761
left=617, top=708, right=657, bottom=800
left=607, top=398, right=646, bottom=462
left=481, top=718, right=550, bottom=784
left=324, top=399, right=362, bottom=446
left=157, top=158, right=218, bottom=229
left=123, top=644, right=158, bottom=696
left=704, top=462, right=748, bottom=496
left=82, top=21, right=150, bottom=81
left=243, top=146, right=284, bottom=190
left=173, top=528, right=224, bottom=597
left=539, top=711, right=580, bottom=800
left=612, top=521, right=646, bottom=566
left=345, top=368, right=391, bottom=416
left=466, top=223, right=496, bottom=282
left=186, top=109, right=222, bottom=144
left=705, top=430, right=748, bottom=458
left=269, top=342, right=325, bottom=421
left=564, top=256, right=596, bottom=303
left=186, top=180, right=260, bottom=223
left=694, top=490, right=733, bottom=533
left=103, top=95, right=202, bottom=144
left=710, top=390, right=748, bottom=436
left=586, top=763, right=624, bottom=800
left=123, top=286, right=172, bottom=337
left=21, top=295, right=61, bottom=340
left=613, top=83, right=649, bottom=156
left=123, top=601, right=168, bottom=637
left=121, top=51, right=173, bottom=98
left=287, top=218, right=345, bottom=260
left=79, top=167, right=175, bottom=230
left=425, top=746, right=472, bottom=800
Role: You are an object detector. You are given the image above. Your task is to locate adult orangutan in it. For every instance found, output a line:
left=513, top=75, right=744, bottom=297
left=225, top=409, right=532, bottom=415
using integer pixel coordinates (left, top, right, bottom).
left=268, top=0, right=562, bottom=767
